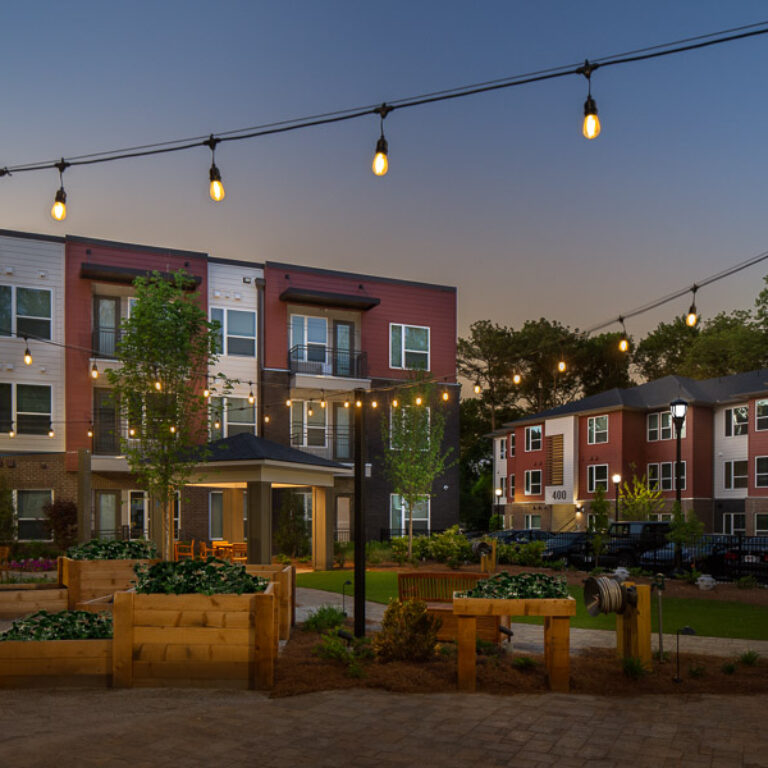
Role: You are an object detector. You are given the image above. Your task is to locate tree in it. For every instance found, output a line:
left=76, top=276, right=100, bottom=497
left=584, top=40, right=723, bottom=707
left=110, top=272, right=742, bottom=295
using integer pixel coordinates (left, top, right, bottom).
left=43, top=499, right=78, bottom=551
left=273, top=492, right=310, bottom=558
left=576, top=332, right=633, bottom=396
left=0, top=475, right=15, bottom=544
left=618, top=474, right=665, bottom=521
left=667, top=501, right=705, bottom=570
left=106, top=270, right=229, bottom=560
left=633, top=317, right=698, bottom=381
left=588, top=486, right=611, bottom=568
left=381, top=384, right=455, bottom=557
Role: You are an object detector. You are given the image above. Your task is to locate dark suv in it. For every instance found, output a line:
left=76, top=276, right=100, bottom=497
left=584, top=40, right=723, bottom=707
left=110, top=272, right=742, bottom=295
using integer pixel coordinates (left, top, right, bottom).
left=574, top=521, right=671, bottom=569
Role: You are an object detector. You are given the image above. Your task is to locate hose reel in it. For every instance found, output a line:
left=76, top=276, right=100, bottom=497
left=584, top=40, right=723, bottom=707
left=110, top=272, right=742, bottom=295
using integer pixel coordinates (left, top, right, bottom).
left=583, top=575, right=638, bottom=617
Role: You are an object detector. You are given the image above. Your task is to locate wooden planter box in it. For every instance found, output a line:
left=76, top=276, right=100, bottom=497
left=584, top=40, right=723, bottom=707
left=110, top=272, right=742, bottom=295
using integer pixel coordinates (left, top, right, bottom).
left=245, top=564, right=294, bottom=641
left=452, top=595, right=577, bottom=693
left=58, top=557, right=155, bottom=609
left=0, top=639, right=111, bottom=688
left=112, top=584, right=277, bottom=690
left=0, top=585, right=68, bottom=619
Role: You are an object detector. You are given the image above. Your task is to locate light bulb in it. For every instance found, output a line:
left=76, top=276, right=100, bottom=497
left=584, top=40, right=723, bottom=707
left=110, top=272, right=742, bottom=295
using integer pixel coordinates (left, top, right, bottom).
left=442, top=391, right=449, bottom=401
left=154, top=380, right=162, bottom=391
left=129, top=427, right=136, bottom=437
left=320, top=400, right=326, bottom=408
left=209, top=164, right=225, bottom=202
left=392, top=398, right=399, bottom=408
left=203, top=386, right=210, bottom=399
left=90, top=363, right=99, bottom=379
left=372, top=136, right=388, bottom=176
left=618, top=338, right=629, bottom=352
left=308, top=407, right=314, bottom=417
left=214, top=420, right=221, bottom=430
left=512, top=374, right=521, bottom=385
left=686, top=307, right=698, bottom=327
left=87, top=426, right=94, bottom=438
left=372, top=400, right=378, bottom=408
left=48, top=425, right=55, bottom=438
left=248, top=391, right=255, bottom=405
left=170, top=425, right=176, bottom=434
left=264, top=415, right=270, bottom=424
left=51, top=188, right=67, bottom=221
left=24, top=348, right=32, bottom=365
left=344, top=401, right=350, bottom=408
left=473, top=384, right=481, bottom=394
left=285, top=399, right=292, bottom=407
left=582, top=97, right=600, bottom=140
left=8, top=425, right=15, bottom=438
left=356, top=400, right=362, bottom=408
left=415, top=396, right=423, bottom=406
left=558, top=360, right=567, bottom=373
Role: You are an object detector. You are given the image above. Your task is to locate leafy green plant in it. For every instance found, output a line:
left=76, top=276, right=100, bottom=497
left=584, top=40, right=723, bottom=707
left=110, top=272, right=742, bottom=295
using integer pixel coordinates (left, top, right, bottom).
left=512, top=655, right=537, bottom=671
left=496, top=542, right=519, bottom=565
left=721, top=662, right=736, bottom=675
left=313, top=630, right=372, bottom=677
left=462, top=571, right=568, bottom=600
left=333, top=541, right=351, bottom=568
left=618, top=474, right=666, bottom=520
left=667, top=502, right=704, bottom=569
left=365, top=541, right=391, bottom=565
left=412, top=535, right=431, bottom=561
left=274, top=491, right=310, bottom=558
left=67, top=539, right=157, bottom=561
left=488, top=514, right=504, bottom=532
left=133, top=558, right=268, bottom=595
left=688, top=664, right=706, bottom=678
left=372, top=599, right=441, bottom=662
left=298, top=555, right=311, bottom=564
left=680, top=568, right=702, bottom=585
left=274, top=553, right=292, bottom=566
left=303, top=605, right=347, bottom=633
left=390, top=537, right=408, bottom=565
left=43, top=499, right=78, bottom=551
left=0, top=610, right=112, bottom=641
left=548, top=558, right=567, bottom=571
left=475, top=638, right=503, bottom=657
left=588, top=486, right=611, bottom=566
left=622, top=657, right=647, bottom=679
left=0, top=475, right=16, bottom=544
left=737, top=575, right=758, bottom=590
left=427, top=526, right=473, bottom=565
left=739, top=650, right=760, bottom=666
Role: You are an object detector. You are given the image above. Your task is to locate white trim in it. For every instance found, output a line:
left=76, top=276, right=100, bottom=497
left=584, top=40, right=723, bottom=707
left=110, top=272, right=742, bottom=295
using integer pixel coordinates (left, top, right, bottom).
left=0, top=283, right=54, bottom=341
left=524, top=469, right=542, bottom=496
left=723, top=458, right=748, bottom=490
left=587, top=463, right=608, bottom=493
left=587, top=414, right=608, bottom=445
left=388, top=322, right=431, bottom=371
left=14, top=488, right=53, bottom=542
left=210, top=306, right=256, bottom=357
left=525, top=425, right=542, bottom=452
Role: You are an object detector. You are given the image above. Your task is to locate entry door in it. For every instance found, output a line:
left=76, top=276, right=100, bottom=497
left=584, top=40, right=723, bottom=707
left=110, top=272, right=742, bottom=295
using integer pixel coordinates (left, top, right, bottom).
left=94, top=296, right=120, bottom=357
left=129, top=491, right=146, bottom=539
left=334, top=403, right=352, bottom=460
left=333, top=321, right=354, bottom=377
left=95, top=491, right=121, bottom=539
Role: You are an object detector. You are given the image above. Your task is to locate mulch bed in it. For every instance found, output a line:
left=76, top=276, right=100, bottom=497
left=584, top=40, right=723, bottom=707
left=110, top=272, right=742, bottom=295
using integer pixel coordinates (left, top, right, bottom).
left=272, top=624, right=768, bottom=698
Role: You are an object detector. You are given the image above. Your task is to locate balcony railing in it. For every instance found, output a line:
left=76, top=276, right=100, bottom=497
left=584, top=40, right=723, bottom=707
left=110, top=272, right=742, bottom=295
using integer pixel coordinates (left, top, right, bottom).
left=288, top=345, right=367, bottom=379
left=290, top=426, right=354, bottom=462
left=92, top=327, right=121, bottom=359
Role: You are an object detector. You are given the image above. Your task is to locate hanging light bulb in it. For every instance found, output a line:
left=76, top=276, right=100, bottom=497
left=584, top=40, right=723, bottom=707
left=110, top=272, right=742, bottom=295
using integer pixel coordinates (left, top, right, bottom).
left=87, top=423, right=94, bottom=439
left=170, top=425, right=176, bottom=434
left=213, top=419, right=221, bottom=430
left=415, top=396, right=423, bottom=406
left=264, top=414, right=271, bottom=424
left=392, top=398, right=399, bottom=408
left=473, top=383, right=481, bottom=394
left=686, top=285, right=699, bottom=327
left=442, top=391, right=449, bottom=402
left=203, top=378, right=210, bottom=399
left=90, top=362, right=99, bottom=379
left=512, top=373, right=522, bottom=385
left=285, top=399, right=292, bottom=407
left=128, top=426, right=136, bottom=437
left=558, top=360, right=567, bottom=373
left=320, top=398, right=326, bottom=409
left=248, top=384, right=255, bottom=405
left=206, top=135, right=226, bottom=202
left=371, top=400, right=378, bottom=408
left=48, top=423, right=55, bottom=438
left=371, top=103, right=391, bottom=176
left=23, top=338, right=32, bottom=366
left=8, top=422, right=15, bottom=438
left=344, top=400, right=350, bottom=408
left=50, top=159, right=69, bottom=221
left=618, top=316, right=629, bottom=352
left=308, top=403, right=314, bottom=417
left=355, top=400, right=362, bottom=408
left=581, top=61, right=601, bottom=140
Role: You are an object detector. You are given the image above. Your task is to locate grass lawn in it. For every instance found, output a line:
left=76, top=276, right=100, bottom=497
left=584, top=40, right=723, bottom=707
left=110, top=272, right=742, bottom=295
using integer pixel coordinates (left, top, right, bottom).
left=295, top=570, right=768, bottom=641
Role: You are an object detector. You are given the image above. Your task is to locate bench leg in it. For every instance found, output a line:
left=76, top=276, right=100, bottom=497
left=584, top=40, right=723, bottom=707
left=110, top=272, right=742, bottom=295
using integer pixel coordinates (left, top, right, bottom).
left=544, top=616, right=570, bottom=693
left=456, top=615, right=477, bottom=693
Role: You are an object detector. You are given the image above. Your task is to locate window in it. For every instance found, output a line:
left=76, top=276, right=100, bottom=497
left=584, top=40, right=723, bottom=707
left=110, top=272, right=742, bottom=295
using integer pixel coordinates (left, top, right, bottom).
left=16, top=385, right=51, bottom=435
left=173, top=491, right=181, bottom=540
left=724, top=460, right=748, bottom=490
left=725, top=406, right=749, bottom=437
left=647, top=411, right=684, bottom=441
left=93, top=389, right=119, bottom=454
left=756, top=513, right=768, bottom=535
left=757, top=400, right=768, bottom=431
left=210, top=307, right=256, bottom=356
left=390, top=494, right=429, bottom=535
left=498, top=476, right=507, bottom=498
left=587, top=464, right=608, bottom=493
left=509, top=432, right=515, bottom=457
left=17, top=490, right=52, bottom=541
left=0, top=285, right=52, bottom=340
left=93, top=296, right=120, bottom=357
left=0, top=383, right=11, bottom=432
left=756, top=457, right=768, bottom=488
left=587, top=415, right=608, bottom=444
left=524, top=469, right=542, bottom=495
left=647, top=462, right=686, bottom=491
left=291, top=315, right=328, bottom=364
left=210, top=397, right=256, bottom=439
left=390, top=324, right=429, bottom=370
left=129, top=491, right=147, bottom=539
left=525, top=425, right=542, bottom=452
left=498, top=438, right=506, bottom=460
left=209, top=491, right=224, bottom=540
left=648, top=512, right=673, bottom=522
left=509, top=474, right=515, bottom=499
left=524, top=514, right=541, bottom=529
left=291, top=400, right=326, bottom=447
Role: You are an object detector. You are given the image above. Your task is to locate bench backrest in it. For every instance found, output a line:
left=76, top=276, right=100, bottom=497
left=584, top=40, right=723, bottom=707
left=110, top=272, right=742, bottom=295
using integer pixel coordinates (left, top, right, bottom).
left=397, top=571, right=486, bottom=603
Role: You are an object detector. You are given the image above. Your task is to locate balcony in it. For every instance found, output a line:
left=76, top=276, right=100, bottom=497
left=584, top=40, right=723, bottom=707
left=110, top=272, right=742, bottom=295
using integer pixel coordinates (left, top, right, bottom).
left=288, top=345, right=367, bottom=379
left=92, top=327, right=121, bottom=359
left=290, top=425, right=354, bottom=463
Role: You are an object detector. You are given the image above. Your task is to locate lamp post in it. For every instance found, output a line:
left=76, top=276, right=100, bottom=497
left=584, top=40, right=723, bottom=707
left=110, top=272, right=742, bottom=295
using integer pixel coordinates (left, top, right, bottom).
left=670, top=398, right=688, bottom=570
left=612, top=473, right=621, bottom=522
left=674, top=625, right=696, bottom=682
left=494, top=487, right=502, bottom=530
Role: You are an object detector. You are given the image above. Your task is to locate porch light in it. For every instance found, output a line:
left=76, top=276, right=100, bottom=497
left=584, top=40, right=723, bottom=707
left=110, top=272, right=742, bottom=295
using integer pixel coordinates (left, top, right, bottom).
left=308, top=403, right=314, bottom=416
left=203, top=379, right=210, bottom=399
left=169, top=425, right=176, bottom=434
left=213, top=419, right=221, bottom=430
left=320, top=398, right=326, bottom=408
left=670, top=398, right=688, bottom=421
left=128, top=426, right=136, bottom=437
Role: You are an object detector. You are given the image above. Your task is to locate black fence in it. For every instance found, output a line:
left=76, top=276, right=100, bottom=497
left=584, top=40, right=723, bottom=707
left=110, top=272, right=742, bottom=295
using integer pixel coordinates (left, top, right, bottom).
left=379, top=528, right=448, bottom=542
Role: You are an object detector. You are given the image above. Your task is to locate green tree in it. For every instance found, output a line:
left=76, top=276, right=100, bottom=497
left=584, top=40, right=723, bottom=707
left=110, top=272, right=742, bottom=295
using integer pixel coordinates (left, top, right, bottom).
left=0, top=475, right=15, bottom=544
left=633, top=317, right=698, bottom=381
left=588, top=486, right=611, bottom=568
left=667, top=502, right=705, bottom=570
left=106, top=270, right=229, bottom=560
left=576, top=332, right=633, bottom=396
left=381, top=384, right=454, bottom=557
left=43, top=499, right=78, bottom=551
left=274, top=492, right=310, bottom=558
left=618, top=474, right=665, bottom=521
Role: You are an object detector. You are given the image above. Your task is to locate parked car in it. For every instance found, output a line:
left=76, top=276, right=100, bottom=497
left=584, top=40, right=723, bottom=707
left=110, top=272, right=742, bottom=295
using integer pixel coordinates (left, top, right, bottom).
left=540, top=532, right=588, bottom=565
left=573, top=521, right=672, bottom=569
left=639, top=536, right=731, bottom=573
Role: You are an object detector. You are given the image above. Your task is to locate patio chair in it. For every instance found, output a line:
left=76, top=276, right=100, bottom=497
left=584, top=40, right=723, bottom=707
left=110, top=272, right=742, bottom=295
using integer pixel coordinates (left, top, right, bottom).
left=174, top=539, right=195, bottom=561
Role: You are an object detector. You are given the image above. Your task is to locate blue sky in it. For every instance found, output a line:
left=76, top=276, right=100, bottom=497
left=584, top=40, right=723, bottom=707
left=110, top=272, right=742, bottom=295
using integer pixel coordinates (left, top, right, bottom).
left=2, top=1, right=768, bottom=339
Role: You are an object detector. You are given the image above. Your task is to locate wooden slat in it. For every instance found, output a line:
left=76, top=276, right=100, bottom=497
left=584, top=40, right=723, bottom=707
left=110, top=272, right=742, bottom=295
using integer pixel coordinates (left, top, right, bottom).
left=112, top=591, right=134, bottom=688
left=132, top=594, right=257, bottom=612
left=132, top=626, right=250, bottom=645
left=0, top=657, right=110, bottom=676
left=544, top=616, right=571, bottom=693
left=132, top=661, right=250, bottom=680
left=252, top=592, right=275, bottom=690
left=456, top=616, right=477, bottom=693
left=131, top=609, right=253, bottom=629
left=452, top=596, right=576, bottom=617
left=0, top=640, right=110, bottom=660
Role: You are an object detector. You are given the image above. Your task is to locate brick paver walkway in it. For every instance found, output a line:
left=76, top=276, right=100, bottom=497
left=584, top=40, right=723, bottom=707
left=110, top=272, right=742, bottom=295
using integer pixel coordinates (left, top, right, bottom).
left=1, top=687, right=766, bottom=767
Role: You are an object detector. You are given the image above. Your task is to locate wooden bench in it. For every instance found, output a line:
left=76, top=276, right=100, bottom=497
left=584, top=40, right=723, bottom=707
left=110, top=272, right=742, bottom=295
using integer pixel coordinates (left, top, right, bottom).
left=397, top=571, right=502, bottom=643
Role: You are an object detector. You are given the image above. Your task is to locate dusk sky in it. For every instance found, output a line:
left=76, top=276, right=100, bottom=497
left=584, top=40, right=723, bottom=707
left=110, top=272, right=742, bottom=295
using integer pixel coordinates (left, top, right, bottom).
left=3, top=2, right=768, bottom=344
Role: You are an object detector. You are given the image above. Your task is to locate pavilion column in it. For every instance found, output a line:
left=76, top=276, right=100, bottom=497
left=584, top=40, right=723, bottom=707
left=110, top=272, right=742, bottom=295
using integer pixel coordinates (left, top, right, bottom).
left=246, top=481, right=272, bottom=564
left=311, top=486, right=335, bottom=571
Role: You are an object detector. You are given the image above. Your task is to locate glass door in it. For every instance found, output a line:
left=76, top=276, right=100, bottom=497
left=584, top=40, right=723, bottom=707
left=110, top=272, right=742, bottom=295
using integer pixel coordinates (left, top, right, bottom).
left=129, top=491, right=146, bottom=539
left=94, top=296, right=120, bottom=357
left=95, top=491, right=121, bottom=540
left=334, top=403, right=352, bottom=460
left=333, top=321, right=354, bottom=377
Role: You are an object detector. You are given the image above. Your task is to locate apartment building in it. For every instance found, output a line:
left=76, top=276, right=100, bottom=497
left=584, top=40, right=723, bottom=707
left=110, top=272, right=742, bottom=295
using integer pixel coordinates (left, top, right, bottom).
left=0, top=230, right=460, bottom=550
left=493, top=371, right=768, bottom=536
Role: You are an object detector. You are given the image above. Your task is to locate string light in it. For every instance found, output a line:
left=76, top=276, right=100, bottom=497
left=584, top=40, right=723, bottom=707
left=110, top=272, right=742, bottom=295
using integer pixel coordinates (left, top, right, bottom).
left=558, top=359, right=567, bottom=373
left=473, top=383, right=481, bottom=394
left=90, top=362, right=99, bottom=379
left=686, top=285, right=699, bottom=327
left=392, top=398, right=399, bottom=408
left=128, top=426, right=136, bottom=437
left=344, top=400, right=350, bottom=408
left=371, top=104, right=391, bottom=177
left=206, top=136, right=226, bottom=202
left=618, top=316, right=629, bottom=352
left=442, top=391, right=449, bottom=401
left=308, top=403, right=314, bottom=416
left=415, top=396, right=423, bottom=406
left=580, top=61, right=601, bottom=139
left=355, top=399, right=362, bottom=408
left=47, top=423, right=55, bottom=438
left=87, top=423, right=94, bottom=438
left=170, top=425, right=176, bottom=434
left=50, top=160, right=69, bottom=222
left=285, top=399, right=292, bottom=407
left=203, top=378, right=210, bottom=399
left=320, top=393, right=326, bottom=409
left=8, top=423, right=15, bottom=438
left=512, top=373, right=522, bottom=385
left=371, top=400, right=378, bottom=408
left=23, top=338, right=32, bottom=365
left=264, top=414, right=270, bottom=423
left=248, top=383, right=255, bottom=405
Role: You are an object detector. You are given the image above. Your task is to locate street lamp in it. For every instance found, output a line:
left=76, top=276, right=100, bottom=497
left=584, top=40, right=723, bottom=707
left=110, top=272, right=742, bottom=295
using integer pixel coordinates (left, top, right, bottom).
left=494, top=487, right=502, bottom=530
left=612, top=473, right=621, bottom=521
left=670, top=398, right=688, bottom=569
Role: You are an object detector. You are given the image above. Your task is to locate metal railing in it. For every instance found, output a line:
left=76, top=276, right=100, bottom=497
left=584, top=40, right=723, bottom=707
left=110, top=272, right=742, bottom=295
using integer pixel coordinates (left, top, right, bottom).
left=290, top=426, right=354, bottom=462
left=288, top=345, right=368, bottom=378
left=92, top=327, right=121, bottom=359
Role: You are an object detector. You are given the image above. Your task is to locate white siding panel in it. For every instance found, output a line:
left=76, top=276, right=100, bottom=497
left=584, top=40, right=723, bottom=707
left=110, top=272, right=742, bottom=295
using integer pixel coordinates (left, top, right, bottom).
left=713, top=406, right=748, bottom=498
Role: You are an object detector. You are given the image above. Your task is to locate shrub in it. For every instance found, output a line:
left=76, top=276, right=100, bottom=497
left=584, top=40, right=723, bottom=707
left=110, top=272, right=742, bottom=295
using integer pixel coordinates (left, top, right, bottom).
left=427, top=526, right=473, bottom=565
left=0, top=476, right=15, bottom=544
left=476, top=638, right=502, bottom=657
left=496, top=542, right=519, bottom=565
left=333, top=541, right=351, bottom=568
left=488, top=514, right=504, bottom=532
left=412, top=535, right=431, bottom=561
left=516, top=540, right=547, bottom=567
left=313, top=630, right=372, bottom=677
left=736, top=575, right=758, bottom=590
left=274, top=553, right=292, bottom=566
left=67, top=539, right=156, bottom=560
left=273, top=492, right=310, bottom=558
left=303, top=605, right=347, bottom=633
left=721, top=662, right=736, bottom=675
left=43, top=499, right=78, bottom=551
left=372, top=599, right=441, bottom=662
left=681, top=568, right=702, bottom=585
left=133, top=558, right=268, bottom=595
left=11, top=542, right=63, bottom=560
left=1, top=610, right=112, bottom=641
left=688, top=664, right=706, bottom=678
left=298, top=555, right=311, bottom=564
left=390, top=537, right=409, bottom=565
left=512, top=655, right=537, bottom=671
left=739, top=650, right=760, bottom=666
left=622, top=657, right=647, bottom=679
left=365, top=541, right=391, bottom=565
left=464, top=571, right=568, bottom=600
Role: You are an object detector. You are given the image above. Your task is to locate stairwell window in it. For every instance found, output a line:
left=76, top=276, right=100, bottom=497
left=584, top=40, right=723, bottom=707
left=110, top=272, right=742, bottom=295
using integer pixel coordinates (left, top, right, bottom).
left=587, top=415, right=608, bottom=444
left=524, top=469, right=542, bottom=495
left=725, top=406, right=749, bottom=437
left=210, top=307, right=256, bottom=357
left=390, top=324, right=429, bottom=370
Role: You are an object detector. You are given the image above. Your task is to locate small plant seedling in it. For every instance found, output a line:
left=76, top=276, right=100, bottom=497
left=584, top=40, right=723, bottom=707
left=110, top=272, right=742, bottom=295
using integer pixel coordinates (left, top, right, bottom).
left=739, top=650, right=760, bottom=667
left=512, top=656, right=537, bottom=671
left=688, top=665, right=705, bottom=679
left=721, top=662, right=737, bottom=675
left=622, top=657, right=647, bottom=679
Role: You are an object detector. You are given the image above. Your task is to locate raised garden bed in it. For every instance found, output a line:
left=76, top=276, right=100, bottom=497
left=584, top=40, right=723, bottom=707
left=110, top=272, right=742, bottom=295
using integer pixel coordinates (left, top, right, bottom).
left=58, top=556, right=155, bottom=609
left=0, top=585, right=68, bottom=618
left=245, top=564, right=294, bottom=641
